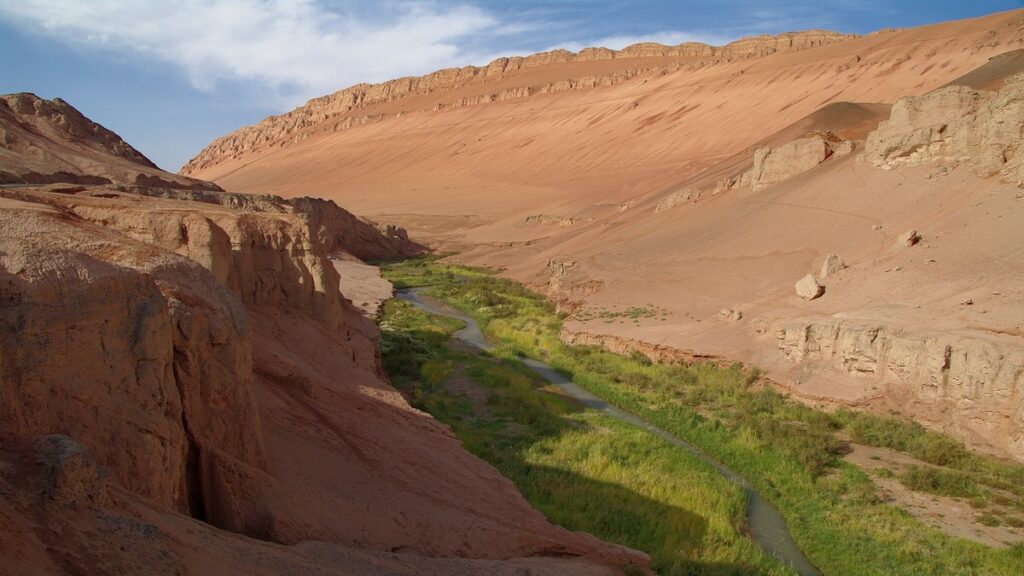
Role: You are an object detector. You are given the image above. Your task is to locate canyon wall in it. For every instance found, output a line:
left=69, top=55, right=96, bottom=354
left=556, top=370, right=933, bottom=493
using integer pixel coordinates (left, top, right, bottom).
left=0, top=195, right=268, bottom=530
left=0, top=183, right=645, bottom=575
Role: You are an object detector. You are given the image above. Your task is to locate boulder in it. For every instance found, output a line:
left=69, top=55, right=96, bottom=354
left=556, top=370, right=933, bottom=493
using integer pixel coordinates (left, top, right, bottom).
left=820, top=254, right=847, bottom=278
left=795, top=274, right=825, bottom=300
left=898, top=229, right=921, bottom=247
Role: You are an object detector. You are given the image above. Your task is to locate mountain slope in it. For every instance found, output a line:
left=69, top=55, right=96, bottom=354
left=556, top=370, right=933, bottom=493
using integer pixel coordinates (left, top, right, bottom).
left=184, top=10, right=1021, bottom=224
left=0, top=92, right=216, bottom=189
left=182, top=9, right=1024, bottom=462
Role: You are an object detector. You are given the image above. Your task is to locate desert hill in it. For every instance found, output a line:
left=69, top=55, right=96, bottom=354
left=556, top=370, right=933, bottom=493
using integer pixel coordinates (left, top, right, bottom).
left=0, top=103, right=646, bottom=574
left=0, top=92, right=216, bottom=189
left=183, top=9, right=1024, bottom=460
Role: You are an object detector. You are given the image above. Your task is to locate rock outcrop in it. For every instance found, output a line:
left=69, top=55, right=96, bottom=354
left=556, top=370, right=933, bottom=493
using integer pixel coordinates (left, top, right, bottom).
left=777, top=319, right=1024, bottom=458
left=750, top=133, right=854, bottom=190
left=120, top=186, right=424, bottom=261
left=865, top=73, right=1024, bottom=183
left=654, top=188, right=701, bottom=212
left=525, top=214, right=582, bottom=227
left=0, top=93, right=218, bottom=189
left=0, top=195, right=267, bottom=527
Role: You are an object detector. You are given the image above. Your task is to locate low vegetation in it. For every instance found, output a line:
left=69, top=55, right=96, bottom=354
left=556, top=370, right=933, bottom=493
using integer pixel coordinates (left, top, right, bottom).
left=379, top=298, right=791, bottom=575
left=381, top=257, right=1024, bottom=575
left=375, top=254, right=488, bottom=289
left=573, top=304, right=672, bottom=324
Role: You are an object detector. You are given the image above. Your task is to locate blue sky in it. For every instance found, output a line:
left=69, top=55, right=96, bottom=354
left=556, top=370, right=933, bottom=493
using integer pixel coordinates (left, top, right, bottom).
left=1, top=0, right=1021, bottom=171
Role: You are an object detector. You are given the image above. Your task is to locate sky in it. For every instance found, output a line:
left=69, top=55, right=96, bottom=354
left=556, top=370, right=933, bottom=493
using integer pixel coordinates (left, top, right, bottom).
left=1, top=1, right=1021, bottom=171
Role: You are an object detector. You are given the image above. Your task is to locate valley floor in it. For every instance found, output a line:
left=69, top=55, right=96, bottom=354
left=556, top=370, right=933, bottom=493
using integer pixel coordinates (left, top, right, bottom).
left=376, top=257, right=1024, bottom=576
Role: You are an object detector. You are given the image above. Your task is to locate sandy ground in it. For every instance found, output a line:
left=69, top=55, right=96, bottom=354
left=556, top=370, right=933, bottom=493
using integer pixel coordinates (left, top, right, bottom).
left=334, top=256, right=394, bottom=317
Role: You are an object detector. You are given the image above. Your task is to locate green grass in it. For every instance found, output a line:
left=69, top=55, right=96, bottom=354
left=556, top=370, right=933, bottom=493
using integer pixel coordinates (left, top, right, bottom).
left=379, top=298, right=792, bottom=575
left=380, top=258, right=1024, bottom=576
left=374, top=254, right=490, bottom=289
left=835, top=409, right=1024, bottom=503
left=898, top=465, right=981, bottom=499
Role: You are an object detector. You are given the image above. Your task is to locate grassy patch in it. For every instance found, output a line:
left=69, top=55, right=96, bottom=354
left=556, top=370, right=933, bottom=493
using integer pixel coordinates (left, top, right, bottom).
left=836, top=409, right=1024, bottom=503
left=380, top=258, right=1024, bottom=575
left=375, top=254, right=489, bottom=289
left=379, top=296, right=791, bottom=575
left=897, top=465, right=982, bottom=499
left=574, top=304, right=671, bottom=323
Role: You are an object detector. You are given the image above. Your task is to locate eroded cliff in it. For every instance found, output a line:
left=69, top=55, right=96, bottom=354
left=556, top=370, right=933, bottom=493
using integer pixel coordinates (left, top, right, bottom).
left=0, top=184, right=645, bottom=575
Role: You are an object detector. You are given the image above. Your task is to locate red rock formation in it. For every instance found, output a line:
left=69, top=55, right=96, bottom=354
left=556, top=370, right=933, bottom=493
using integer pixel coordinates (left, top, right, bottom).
left=0, top=94, right=646, bottom=573
left=0, top=93, right=217, bottom=189
left=0, top=185, right=647, bottom=574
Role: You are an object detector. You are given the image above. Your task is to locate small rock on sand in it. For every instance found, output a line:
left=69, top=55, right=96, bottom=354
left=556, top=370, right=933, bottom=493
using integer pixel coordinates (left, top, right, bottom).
left=898, top=229, right=921, bottom=247
left=718, top=308, right=743, bottom=321
left=795, top=274, right=825, bottom=300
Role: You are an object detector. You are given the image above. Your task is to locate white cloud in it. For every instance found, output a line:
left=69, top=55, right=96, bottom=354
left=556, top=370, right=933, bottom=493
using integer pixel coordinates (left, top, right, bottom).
left=0, top=1, right=739, bottom=110
left=0, top=0, right=501, bottom=107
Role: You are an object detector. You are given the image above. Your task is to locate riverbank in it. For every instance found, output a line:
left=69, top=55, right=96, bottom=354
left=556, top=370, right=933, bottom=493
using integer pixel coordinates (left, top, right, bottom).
left=378, top=257, right=1024, bottom=576
left=398, top=286, right=819, bottom=575
left=380, top=294, right=794, bottom=575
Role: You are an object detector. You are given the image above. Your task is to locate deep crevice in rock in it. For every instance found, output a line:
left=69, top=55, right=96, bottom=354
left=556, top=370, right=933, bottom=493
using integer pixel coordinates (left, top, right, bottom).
left=172, top=350, right=207, bottom=524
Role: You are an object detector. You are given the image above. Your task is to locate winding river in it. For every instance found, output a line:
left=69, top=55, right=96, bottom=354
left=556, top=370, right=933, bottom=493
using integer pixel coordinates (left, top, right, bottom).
left=396, top=287, right=820, bottom=576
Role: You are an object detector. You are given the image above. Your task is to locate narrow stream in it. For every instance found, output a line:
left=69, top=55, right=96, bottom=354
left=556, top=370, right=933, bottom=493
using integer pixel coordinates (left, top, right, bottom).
left=397, top=287, right=820, bottom=576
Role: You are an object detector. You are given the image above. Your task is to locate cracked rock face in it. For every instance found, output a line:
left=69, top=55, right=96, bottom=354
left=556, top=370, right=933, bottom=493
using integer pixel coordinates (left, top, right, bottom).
left=0, top=197, right=266, bottom=526
left=777, top=320, right=1024, bottom=458
left=865, top=73, right=1024, bottom=183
